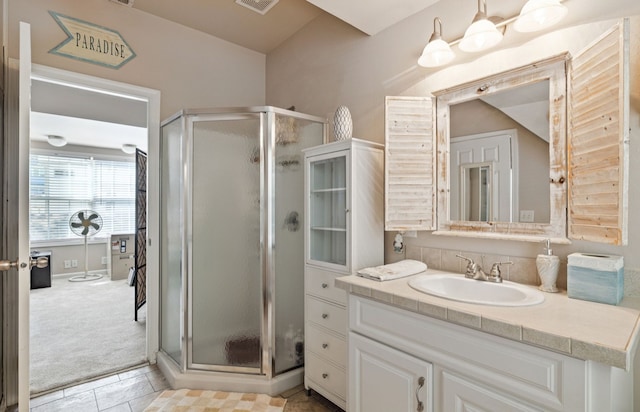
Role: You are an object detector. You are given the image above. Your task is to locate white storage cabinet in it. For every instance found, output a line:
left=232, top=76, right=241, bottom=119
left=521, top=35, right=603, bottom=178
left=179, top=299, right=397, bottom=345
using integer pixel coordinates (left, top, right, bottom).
left=303, top=138, right=384, bottom=410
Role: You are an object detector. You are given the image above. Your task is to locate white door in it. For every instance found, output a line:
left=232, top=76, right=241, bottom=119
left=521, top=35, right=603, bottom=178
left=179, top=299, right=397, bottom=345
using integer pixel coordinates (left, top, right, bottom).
left=450, top=131, right=516, bottom=222
left=349, top=332, right=432, bottom=412
left=0, top=22, right=32, bottom=410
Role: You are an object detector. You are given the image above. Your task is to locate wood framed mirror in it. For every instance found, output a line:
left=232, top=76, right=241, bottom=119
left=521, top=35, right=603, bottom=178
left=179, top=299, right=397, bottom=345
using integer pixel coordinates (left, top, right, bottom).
left=433, top=55, right=569, bottom=242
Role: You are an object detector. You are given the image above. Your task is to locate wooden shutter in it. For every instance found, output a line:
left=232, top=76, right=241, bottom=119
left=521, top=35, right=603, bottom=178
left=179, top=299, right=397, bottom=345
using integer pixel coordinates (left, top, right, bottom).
left=384, top=96, right=436, bottom=231
left=568, top=19, right=629, bottom=245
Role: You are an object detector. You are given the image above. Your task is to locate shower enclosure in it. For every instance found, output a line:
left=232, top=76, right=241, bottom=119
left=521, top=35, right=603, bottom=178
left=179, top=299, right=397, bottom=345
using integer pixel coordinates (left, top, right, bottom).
left=158, top=107, right=325, bottom=393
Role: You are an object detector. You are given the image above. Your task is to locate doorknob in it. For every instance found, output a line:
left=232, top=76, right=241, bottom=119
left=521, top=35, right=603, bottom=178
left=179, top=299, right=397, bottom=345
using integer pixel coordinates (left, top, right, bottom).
left=31, top=256, right=49, bottom=269
left=0, top=257, right=47, bottom=271
left=0, top=259, right=19, bottom=271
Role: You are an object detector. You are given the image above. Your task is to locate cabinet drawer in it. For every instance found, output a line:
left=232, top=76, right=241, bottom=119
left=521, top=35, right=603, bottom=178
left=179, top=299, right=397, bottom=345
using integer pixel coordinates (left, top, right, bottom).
left=306, top=352, right=347, bottom=400
left=306, top=323, right=346, bottom=367
left=307, top=296, right=346, bottom=335
left=305, top=266, right=347, bottom=305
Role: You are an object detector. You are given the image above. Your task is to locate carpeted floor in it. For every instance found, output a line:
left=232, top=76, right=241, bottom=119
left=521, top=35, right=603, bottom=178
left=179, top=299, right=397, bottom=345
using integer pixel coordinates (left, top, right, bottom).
left=29, top=274, right=147, bottom=394
left=144, top=389, right=287, bottom=412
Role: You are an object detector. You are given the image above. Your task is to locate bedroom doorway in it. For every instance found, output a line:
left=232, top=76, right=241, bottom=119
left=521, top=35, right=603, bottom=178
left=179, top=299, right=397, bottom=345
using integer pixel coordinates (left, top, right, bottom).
left=27, top=65, right=160, bottom=395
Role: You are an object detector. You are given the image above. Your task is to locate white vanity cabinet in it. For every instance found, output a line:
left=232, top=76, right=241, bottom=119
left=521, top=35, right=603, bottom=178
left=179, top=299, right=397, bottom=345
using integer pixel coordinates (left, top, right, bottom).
left=303, top=138, right=384, bottom=409
left=348, top=295, right=633, bottom=412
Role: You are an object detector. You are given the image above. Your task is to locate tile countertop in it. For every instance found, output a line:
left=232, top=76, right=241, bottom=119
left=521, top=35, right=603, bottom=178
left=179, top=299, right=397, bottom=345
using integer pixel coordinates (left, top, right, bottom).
left=335, top=269, right=640, bottom=371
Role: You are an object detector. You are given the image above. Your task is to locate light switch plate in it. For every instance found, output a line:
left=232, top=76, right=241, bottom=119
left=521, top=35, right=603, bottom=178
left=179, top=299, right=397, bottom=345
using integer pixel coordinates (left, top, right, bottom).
left=519, top=210, right=535, bottom=222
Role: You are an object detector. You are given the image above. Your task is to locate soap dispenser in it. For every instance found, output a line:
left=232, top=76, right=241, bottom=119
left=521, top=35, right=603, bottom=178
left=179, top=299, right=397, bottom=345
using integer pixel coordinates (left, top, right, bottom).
left=536, top=239, right=559, bottom=293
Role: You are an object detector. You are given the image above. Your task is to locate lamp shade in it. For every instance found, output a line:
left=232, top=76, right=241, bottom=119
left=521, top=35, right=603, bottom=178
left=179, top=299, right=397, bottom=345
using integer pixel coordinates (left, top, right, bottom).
left=418, top=38, right=455, bottom=67
left=513, top=0, right=567, bottom=33
left=418, top=17, right=455, bottom=68
left=459, top=18, right=503, bottom=52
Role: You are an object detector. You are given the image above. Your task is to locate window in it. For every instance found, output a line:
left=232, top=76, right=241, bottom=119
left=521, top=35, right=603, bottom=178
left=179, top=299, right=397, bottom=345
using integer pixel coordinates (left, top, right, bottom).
left=30, top=152, right=136, bottom=242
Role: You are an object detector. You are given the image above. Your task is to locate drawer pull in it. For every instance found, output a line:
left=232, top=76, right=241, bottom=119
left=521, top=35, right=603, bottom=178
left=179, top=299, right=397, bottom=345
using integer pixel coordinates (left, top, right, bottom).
left=322, top=313, right=328, bottom=319
left=322, top=373, right=328, bottom=379
left=322, top=343, right=328, bottom=349
left=321, top=283, right=329, bottom=288
left=416, top=376, right=425, bottom=412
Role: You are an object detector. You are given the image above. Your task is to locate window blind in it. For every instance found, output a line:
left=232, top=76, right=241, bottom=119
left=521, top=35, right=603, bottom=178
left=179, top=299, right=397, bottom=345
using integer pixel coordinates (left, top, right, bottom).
left=30, top=153, right=136, bottom=241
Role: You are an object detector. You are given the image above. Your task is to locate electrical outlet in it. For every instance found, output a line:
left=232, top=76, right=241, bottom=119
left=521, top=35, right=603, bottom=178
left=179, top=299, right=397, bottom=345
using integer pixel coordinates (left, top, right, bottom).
left=64, top=260, right=71, bottom=269
left=101, top=256, right=107, bottom=265
left=519, top=210, right=535, bottom=223
left=71, top=259, right=78, bottom=268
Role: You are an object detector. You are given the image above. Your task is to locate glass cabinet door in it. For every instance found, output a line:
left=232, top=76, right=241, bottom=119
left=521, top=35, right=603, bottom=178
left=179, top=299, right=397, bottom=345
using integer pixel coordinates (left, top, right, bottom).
left=308, top=152, right=348, bottom=267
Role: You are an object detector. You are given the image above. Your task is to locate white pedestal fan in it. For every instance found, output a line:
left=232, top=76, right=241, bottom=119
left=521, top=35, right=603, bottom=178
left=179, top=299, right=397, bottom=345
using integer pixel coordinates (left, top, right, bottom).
left=68, top=210, right=104, bottom=282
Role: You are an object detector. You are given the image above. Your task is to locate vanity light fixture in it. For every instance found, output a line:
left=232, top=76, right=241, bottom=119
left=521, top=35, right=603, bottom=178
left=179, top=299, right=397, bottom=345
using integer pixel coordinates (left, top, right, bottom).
left=47, top=134, right=67, bottom=147
left=459, top=0, right=503, bottom=53
left=513, top=0, right=568, bottom=33
left=418, top=17, right=455, bottom=68
left=121, top=143, right=137, bottom=154
left=417, top=0, right=569, bottom=68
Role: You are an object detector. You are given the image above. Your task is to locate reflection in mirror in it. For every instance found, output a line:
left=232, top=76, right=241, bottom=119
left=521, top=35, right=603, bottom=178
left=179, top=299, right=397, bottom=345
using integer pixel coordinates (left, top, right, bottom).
left=460, top=163, right=491, bottom=221
left=449, top=80, right=550, bottom=224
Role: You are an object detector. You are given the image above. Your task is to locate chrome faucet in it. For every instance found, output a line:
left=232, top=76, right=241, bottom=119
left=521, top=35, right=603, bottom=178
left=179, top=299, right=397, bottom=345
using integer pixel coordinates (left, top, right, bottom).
left=456, top=255, right=512, bottom=283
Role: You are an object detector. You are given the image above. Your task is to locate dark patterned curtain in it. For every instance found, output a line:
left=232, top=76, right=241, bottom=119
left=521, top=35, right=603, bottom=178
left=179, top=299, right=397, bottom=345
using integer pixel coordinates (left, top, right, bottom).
left=135, top=149, right=147, bottom=321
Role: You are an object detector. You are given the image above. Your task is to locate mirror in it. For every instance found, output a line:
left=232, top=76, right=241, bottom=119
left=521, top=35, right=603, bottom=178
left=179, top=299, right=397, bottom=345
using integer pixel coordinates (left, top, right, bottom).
left=434, top=55, right=568, bottom=242
left=449, top=80, right=550, bottom=224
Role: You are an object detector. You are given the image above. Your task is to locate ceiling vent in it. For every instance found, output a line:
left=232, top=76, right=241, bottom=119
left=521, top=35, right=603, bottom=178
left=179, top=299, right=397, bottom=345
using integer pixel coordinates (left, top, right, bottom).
left=235, top=0, right=279, bottom=15
left=109, top=0, right=134, bottom=6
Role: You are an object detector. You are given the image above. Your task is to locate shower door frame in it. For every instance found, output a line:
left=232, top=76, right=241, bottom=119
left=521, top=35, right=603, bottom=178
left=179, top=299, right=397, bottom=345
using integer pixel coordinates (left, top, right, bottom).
left=185, top=111, right=267, bottom=375
left=162, top=106, right=326, bottom=378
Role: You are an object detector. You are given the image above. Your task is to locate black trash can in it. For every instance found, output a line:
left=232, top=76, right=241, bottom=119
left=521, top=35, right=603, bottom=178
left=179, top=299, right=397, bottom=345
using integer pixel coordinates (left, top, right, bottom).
left=30, top=251, right=52, bottom=289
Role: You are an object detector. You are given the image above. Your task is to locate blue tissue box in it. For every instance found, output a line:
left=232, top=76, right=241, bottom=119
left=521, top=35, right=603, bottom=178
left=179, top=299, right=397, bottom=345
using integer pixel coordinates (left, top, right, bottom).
left=567, top=253, right=624, bottom=305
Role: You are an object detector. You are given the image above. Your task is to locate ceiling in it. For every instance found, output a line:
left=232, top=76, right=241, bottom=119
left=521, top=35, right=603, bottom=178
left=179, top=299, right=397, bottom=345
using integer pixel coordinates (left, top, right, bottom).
left=131, top=0, right=442, bottom=53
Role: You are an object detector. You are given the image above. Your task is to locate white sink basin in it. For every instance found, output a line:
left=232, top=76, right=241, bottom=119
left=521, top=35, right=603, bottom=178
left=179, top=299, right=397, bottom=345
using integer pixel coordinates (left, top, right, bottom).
left=408, top=273, right=545, bottom=307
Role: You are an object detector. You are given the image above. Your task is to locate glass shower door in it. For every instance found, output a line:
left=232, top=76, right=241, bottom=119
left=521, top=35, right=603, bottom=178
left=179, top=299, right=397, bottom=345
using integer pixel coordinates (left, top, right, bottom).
left=160, top=117, right=184, bottom=366
left=189, top=115, right=262, bottom=372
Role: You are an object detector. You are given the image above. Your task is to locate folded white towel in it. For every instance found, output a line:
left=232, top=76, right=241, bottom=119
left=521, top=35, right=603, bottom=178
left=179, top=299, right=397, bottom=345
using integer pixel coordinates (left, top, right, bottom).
left=357, top=259, right=427, bottom=282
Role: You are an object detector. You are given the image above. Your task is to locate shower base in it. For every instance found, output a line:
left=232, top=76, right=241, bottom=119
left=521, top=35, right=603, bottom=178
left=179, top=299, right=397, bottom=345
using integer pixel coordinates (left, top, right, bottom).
left=156, top=351, right=303, bottom=396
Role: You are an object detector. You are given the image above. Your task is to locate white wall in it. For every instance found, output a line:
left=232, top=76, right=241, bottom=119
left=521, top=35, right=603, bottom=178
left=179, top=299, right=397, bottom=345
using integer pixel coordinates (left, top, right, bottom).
left=267, top=3, right=640, bottom=298
left=8, top=0, right=266, bottom=119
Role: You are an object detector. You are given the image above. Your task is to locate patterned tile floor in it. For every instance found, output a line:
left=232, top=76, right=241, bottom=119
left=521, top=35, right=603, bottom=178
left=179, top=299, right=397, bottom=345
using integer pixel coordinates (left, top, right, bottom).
left=29, top=364, right=343, bottom=412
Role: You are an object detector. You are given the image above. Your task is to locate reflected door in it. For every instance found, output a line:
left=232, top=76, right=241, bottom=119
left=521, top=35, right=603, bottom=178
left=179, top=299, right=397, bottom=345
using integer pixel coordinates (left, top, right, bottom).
left=450, top=132, right=515, bottom=222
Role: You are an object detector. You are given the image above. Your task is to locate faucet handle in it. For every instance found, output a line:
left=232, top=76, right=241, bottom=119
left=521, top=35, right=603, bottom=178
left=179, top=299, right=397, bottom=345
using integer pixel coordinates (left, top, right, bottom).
left=489, top=261, right=512, bottom=280
left=456, top=254, right=473, bottom=264
left=457, top=254, right=478, bottom=278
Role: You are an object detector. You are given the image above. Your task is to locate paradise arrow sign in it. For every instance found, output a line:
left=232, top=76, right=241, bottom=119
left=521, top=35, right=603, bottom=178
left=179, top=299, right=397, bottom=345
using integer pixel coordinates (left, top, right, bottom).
left=49, top=11, right=136, bottom=69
